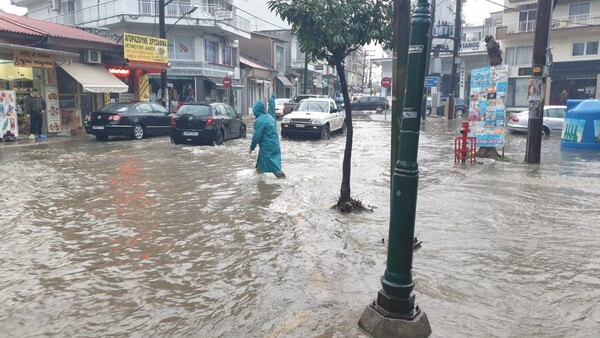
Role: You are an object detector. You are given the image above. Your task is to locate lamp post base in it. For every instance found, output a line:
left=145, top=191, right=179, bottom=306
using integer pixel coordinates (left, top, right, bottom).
left=358, top=302, right=432, bottom=338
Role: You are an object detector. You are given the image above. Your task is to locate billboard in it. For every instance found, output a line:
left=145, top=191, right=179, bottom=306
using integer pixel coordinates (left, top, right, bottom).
left=123, top=33, right=168, bottom=63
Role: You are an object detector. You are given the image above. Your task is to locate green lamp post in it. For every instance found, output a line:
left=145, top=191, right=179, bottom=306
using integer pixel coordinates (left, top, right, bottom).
left=359, top=0, right=433, bottom=335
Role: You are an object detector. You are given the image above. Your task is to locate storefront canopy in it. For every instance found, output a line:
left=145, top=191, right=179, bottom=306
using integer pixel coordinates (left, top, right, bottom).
left=276, top=76, right=293, bottom=87
left=204, top=76, right=244, bottom=89
left=59, top=63, right=129, bottom=93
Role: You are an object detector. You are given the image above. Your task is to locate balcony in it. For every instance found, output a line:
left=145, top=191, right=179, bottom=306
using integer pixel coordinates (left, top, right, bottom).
left=497, top=14, right=600, bottom=38
left=45, top=0, right=250, bottom=39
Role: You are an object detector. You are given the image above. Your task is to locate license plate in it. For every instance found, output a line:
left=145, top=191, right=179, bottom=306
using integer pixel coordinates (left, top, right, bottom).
left=92, top=126, right=104, bottom=130
left=183, top=131, right=199, bottom=136
left=295, top=124, right=304, bottom=128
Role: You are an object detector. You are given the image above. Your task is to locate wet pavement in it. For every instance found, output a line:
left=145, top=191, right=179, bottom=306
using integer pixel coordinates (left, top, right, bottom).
left=0, top=115, right=599, bottom=337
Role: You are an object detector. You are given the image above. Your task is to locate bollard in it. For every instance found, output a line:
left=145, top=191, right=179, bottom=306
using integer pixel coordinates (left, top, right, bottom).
left=454, top=121, right=476, bottom=163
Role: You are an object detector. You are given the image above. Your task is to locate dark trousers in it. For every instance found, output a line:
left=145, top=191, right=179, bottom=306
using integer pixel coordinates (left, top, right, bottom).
left=30, top=111, right=43, bottom=136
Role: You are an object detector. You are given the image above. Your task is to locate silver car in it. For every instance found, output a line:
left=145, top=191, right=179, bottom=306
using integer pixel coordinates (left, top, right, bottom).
left=506, top=105, right=566, bottom=136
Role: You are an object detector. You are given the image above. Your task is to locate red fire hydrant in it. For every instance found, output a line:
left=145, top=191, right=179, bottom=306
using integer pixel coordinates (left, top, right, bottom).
left=454, top=121, right=477, bottom=164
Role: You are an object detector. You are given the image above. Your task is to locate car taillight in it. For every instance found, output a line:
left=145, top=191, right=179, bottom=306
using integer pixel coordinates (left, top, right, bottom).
left=108, top=115, right=121, bottom=122
left=171, top=117, right=177, bottom=126
left=85, top=114, right=91, bottom=122
left=206, top=118, right=215, bottom=126
left=512, top=116, right=519, bottom=122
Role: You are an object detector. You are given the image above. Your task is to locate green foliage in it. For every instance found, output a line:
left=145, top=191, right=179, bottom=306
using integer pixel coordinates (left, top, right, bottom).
left=267, top=0, right=393, bottom=65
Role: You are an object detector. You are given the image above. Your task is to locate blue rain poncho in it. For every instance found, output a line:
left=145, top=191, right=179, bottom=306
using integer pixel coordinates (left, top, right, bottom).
left=250, top=100, right=282, bottom=174
left=267, top=93, right=276, bottom=119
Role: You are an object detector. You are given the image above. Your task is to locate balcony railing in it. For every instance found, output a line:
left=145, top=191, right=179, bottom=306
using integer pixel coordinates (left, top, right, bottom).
left=47, top=0, right=250, bottom=33
left=502, top=14, right=600, bottom=34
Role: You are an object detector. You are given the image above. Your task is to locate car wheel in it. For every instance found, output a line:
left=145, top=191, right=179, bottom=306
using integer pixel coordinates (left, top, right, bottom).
left=376, top=105, right=384, bottom=114
left=426, top=107, right=431, bottom=116
left=456, top=109, right=464, bottom=117
left=95, top=134, right=109, bottom=141
left=542, top=126, right=550, bottom=136
left=213, top=129, right=224, bottom=146
left=320, top=124, right=331, bottom=140
left=239, top=125, right=247, bottom=139
left=131, top=124, right=144, bottom=140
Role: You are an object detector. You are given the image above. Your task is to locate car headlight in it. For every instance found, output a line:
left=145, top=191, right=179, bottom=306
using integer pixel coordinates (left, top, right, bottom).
left=282, top=118, right=291, bottom=123
left=311, top=119, right=322, bottom=125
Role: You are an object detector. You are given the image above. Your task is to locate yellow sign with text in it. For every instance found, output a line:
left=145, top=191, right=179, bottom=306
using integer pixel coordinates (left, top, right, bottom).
left=13, top=50, right=54, bottom=69
left=123, top=32, right=168, bottom=63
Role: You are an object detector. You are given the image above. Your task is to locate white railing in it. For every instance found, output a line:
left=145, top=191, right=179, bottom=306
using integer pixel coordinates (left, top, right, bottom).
left=503, top=14, right=600, bottom=34
left=47, top=0, right=250, bottom=33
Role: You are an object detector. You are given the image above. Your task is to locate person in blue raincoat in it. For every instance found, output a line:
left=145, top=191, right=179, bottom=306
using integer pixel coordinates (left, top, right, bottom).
left=267, top=93, right=276, bottom=119
left=250, top=100, right=285, bottom=178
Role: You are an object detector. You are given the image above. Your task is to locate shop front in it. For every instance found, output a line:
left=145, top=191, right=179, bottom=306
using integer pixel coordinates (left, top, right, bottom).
left=548, top=60, right=600, bottom=105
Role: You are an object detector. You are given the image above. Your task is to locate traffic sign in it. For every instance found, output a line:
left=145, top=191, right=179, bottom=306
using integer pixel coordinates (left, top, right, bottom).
left=424, top=76, right=438, bottom=87
left=223, top=76, right=231, bottom=89
left=381, top=77, right=391, bottom=88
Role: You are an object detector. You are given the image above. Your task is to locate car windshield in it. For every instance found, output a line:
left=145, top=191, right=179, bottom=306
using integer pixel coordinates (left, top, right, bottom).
left=99, top=103, right=130, bottom=113
left=275, top=99, right=289, bottom=105
left=178, top=105, right=212, bottom=117
left=295, top=101, right=329, bottom=112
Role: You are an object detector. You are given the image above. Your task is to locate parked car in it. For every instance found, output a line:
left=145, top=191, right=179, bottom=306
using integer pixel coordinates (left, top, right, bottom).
left=506, top=105, right=566, bottom=135
left=426, top=97, right=468, bottom=116
left=349, top=95, right=389, bottom=113
left=84, top=102, right=172, bottom=141
left=170, top=102, right=246, bottom=145
left=282, top=94, right=328, bottom=115
left=281, top=98, right=345, bottom=140
left=274, top=98, right=292, bottom=118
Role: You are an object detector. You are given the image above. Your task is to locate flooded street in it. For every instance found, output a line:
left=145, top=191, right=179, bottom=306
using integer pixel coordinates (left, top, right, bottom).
left=1, top=116, right=599, bottom=337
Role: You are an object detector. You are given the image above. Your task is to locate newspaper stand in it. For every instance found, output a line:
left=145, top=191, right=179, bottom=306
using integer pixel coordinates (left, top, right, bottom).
left=454, top=121, right=477, bottom=164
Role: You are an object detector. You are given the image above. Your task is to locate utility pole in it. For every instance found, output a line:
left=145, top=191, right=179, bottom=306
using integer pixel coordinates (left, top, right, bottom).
left=448, top=0, right=462, bottom=120
left=159, top=0, right=169, bottom=111
left=359, top=1, right=433, bottom=335
left=303, top=53, right=308, bottom=94
left=421, top=0, right=436, bottom=120
left=525, top=0, right=556, bottom=164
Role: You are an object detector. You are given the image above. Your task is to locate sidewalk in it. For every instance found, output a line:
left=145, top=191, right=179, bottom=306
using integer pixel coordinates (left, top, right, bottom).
left=0, top=134, right=90, bottom=149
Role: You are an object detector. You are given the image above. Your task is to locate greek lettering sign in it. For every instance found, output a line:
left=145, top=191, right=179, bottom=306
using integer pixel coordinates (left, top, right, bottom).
left=13, top=50, right=54, bottom=69
left=408, top=45, right=424, bottom=54
left=468, top=65, right=509, bottom=148
left=123, top=32, right=168, bottom=63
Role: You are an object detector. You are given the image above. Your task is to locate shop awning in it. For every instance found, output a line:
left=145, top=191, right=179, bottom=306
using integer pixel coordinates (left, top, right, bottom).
left=59, top=63, right=129, bottom=93
left=276, top=76, right=293, bottom=87
left=127, top=60, right=170, bottom=74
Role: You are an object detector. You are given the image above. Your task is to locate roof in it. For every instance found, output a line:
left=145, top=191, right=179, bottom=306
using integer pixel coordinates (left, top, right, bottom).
left=0, top=12, right=120, bottom=45
left=240, top=56, right=271, bottom=70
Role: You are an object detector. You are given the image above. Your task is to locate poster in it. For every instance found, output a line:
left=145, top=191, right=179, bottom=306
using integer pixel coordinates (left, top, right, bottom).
left=561, top=118, right=586, bottom=143
left=0, top=90, right=18, bottom=139
left=44, top=86, right=61, bottom=133
left=468, top=65, right=509, bottom=147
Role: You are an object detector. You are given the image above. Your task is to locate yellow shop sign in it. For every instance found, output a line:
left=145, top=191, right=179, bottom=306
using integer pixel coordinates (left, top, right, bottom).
left=13, top=50, right=54, bottom=69
left=123, top=32, right=168, bottom=63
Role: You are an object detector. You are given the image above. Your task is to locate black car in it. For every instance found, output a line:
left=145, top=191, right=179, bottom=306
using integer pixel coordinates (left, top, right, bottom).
left=170, top=103, right=246, bottom=145
left=85, top=102, right=172, bottom=141
left=349, top=95, right=389, bottom=112
left=426, top=97, right=468, bottom=116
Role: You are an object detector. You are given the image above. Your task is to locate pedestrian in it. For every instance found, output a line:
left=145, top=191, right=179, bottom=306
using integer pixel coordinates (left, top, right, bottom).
left=559, top=89, right=568, bottom=105
left=25, top=88, right=46, bottom=140
left=267, top=93, right=276, bottom=119
left=249, top=100, right=285, bottom=179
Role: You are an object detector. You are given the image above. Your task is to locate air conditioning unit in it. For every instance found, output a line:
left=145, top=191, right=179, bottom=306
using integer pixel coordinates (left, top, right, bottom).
left=84, top=50, right=102, bottom=64
left=49, top=0, right=60, bottom=12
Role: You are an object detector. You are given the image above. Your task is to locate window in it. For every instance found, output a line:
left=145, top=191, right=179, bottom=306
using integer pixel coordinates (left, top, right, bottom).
left=572, top=41, right=598, bottom=56
left=151, top=103, right=169, bottom=114
left=222, top=46, right=236, bottom=66
left=137, top=103, right=153, bottom=114
left=505, top=47, right=515, bottom=65
left=515, top=46, right=533, bottom=65
left=224, top=105, right=237, bottom=118
left=546, top=108, right=565, bottom=118
left=275, top=46, right=285, bottom=73
left=518, top=10, right=536, bottom=32
left=205, top=40, right=217, bottom=63
left=569, top=2, right=590, bottom=17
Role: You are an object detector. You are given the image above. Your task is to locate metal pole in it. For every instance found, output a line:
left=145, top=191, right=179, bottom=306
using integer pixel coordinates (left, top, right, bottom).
left=525, top=0, right=555, bottom=164
left=377, top=0, right=432, bottom=320
left=421, top=0, right=435, bottom=120
left=448, top=0, right=462, bottom=120
left=303, top=53, right=308, bottom=94
left=159, top=0, right=169, bottom=111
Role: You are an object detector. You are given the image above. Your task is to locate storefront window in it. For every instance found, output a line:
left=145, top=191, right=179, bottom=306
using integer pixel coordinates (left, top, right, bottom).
left=205, top=41, right=217, bottom=63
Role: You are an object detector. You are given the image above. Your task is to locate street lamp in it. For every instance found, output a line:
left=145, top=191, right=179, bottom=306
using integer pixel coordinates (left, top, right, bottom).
left=158, top=1, right=198, bottom=111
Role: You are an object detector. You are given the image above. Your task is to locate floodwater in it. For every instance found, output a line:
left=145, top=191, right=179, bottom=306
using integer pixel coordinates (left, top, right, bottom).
left=0, top=116, right=599, bottom=337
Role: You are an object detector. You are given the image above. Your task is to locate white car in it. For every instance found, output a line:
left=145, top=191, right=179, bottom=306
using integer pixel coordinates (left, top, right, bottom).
left=274, top=98, right=292, bottom=118
left=506, top=105, right=566, bottom=136
left=280, top=98, right=346, bottom=140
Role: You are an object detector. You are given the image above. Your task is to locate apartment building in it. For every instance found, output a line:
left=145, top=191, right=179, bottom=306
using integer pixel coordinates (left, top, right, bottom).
left=13, top=0, right=251, bottom=110
left=496, top=0, right=600, bottom=108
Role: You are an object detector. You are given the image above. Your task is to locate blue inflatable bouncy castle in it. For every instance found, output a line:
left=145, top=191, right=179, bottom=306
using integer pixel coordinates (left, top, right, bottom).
left=561, top=99, right=600, bottom=150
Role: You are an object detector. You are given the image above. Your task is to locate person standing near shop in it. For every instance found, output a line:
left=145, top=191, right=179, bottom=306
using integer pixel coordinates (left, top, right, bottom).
left=25, top=88, right=46, bottom=140
left=267, top=93, right=276, bottom=119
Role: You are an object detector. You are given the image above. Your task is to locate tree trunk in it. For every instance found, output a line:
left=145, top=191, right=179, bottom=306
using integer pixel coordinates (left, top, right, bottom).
left=335, top=59, right=353, bottom=203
